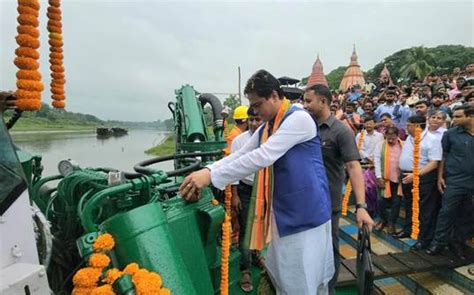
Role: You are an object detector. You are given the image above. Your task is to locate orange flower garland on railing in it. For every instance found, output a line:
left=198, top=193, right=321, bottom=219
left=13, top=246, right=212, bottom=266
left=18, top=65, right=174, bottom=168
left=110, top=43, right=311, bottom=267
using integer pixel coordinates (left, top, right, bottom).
left=14, top=0, right=43, bottom=111
left=410, top=126, right=422, bottom=240
left=342, top=129, right=365, bottom=216
left=72, top=233, right=171, bottom=295
left=219, top=186, right=232, bottom=295
left=47, top=0, right=66, bottom=109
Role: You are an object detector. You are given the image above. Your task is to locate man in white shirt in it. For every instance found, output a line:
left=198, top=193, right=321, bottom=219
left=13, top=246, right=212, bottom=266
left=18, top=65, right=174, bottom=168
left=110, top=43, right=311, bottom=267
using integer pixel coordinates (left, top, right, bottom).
left=396, top=115, right=442, bottom=251
left=356, top=115, right=384, bottom=165
left=180, top=70, right=335, bottom=294
left=230, top=107, right=263, bottom=292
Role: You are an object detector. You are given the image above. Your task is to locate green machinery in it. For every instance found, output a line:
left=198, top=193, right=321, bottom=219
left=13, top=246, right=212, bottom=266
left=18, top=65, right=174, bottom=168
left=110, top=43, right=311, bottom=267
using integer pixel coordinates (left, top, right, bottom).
left=6, top=85, right=245, bottom=294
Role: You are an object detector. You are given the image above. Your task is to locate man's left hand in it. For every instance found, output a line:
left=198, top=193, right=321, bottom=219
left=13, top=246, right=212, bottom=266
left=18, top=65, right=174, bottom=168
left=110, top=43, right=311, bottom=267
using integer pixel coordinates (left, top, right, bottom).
left=356, top=208, right=374, bottom=232
left=402, top=172, right=413, bottom=184
left=179, top=168, right=212, bottom=202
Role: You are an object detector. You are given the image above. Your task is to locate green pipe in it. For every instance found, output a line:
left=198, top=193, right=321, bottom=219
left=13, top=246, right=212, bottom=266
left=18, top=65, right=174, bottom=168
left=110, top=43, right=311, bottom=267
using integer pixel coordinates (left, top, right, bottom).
left=80, top=173, right=167, bottom=232
left=31, top=174, right=63, bottom=212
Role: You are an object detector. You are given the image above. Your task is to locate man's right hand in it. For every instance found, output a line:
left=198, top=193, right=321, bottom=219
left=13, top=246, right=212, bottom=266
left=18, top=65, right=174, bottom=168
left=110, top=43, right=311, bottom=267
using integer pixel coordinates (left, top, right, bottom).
left=377, top=178, right=385, bottom=189
left=437, top=177, right=446, bottom=193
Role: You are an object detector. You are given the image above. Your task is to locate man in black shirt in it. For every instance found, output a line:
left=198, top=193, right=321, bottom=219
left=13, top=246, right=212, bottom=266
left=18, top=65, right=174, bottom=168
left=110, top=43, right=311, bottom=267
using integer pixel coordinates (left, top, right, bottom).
left=426, top=104, right=474, bottom=259
left=303, top=84, right=374, bottom=294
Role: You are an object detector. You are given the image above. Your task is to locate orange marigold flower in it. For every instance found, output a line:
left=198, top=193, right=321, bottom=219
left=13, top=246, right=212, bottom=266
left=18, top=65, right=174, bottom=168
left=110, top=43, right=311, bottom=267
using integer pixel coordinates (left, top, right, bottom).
left=52, top=94, right=66, bottom=101
left=16, top=98, right=41, bottom=111
left=160, top=288, right=171, bottom=295
left=52, top=100, right=65, bottom=108
left=91, top=284, right=115, bottom=295
left=49, top=58, right=62, bottom=65
left=72, top=288, right=94, bottom=295
left=18, top=5, right=39, bottom=17
left=72, top=267, right=102, bottom=288
left=88, top=253, right=111, bottom=269
left=49, top=0, right=61, bottom=7
left=49, top=32, right=63, bottom=40
left=47, top=19, right=62, bottom=28
left=47, top=6, right=61, bottom=14
left=93, top=233, right=115, bottom=252
left=14, top=57, right=39, bottom=70
left=50, top=46, right=63, bottom=53
left=17, top=79, right=44, bottom=92
left=51, top=83, right=64, bottom=90
left=51, top=72, right=65, bottom=79
left=47, top=12, right=62, bottom=21
left=50, top=65, right=64, bottom=73
left=123, top=263, right=140, bottom=276
left=103, top=268, right=122, bottom=285
left=17, top=69, right=41, bottom=81
left=16, top=34, right=40, bottom=49
left=131, top=269, right=150, bottom=285
left=49, top=52, right=63, bottom=59
left=16, top=89, right=40, bottom=100
left=211, top=199, right=219, bottom=206
left=15, top=47, right=40, bottom=59
left=18, top=0, right=40, bottom=10
left=17, top=14, right=39, bottom=27
left=52, top=78, right=66, bottom=84
left=17, top=25, right=40, bottom=38
left=48, top=38, right=63, bottom=47
left=47, top=25, right=62, bottom=34
left=147, top=272, right=163, bottom=289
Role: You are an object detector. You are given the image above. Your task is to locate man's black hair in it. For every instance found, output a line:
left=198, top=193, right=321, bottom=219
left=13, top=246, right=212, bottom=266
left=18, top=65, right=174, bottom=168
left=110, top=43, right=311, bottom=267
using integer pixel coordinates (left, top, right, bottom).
left=460, top=79, right=474, bottom=90
left=305, top=84, right=332, bottom=104
left=346, top=101, right=356, bottom=108
left=235, top=119, right=246, bottom=125
left=407, top=115, right=426, bottom=129
left=244, top=69, right=284, bottom=99
left=380, top=112, right=392, bottom=119
left=432, top=92, right=444, bottom=99
left=385, top=125, right=399, bottom=135
left=247, top=107, right=259, bottom=117
left=415, top=100, right=430, bottom=107
left=363, top=115, right=375, bottom=123
left=454, top=103, right=474, bottom=116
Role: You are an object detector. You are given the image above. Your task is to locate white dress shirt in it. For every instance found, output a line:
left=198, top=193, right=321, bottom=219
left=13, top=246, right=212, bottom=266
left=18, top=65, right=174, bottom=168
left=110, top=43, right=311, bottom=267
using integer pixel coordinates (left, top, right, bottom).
left=208, top=110, right=316, bottom=190
left=356, top=130, right=384, bottom=162
left=230, top=130, right=254, bottom=185
left=398, top=130, right=442, bottom=172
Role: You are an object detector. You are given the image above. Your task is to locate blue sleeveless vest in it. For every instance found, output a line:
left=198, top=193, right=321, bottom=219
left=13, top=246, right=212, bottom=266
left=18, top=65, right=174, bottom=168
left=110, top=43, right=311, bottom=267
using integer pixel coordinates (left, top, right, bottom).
left=260, top=106, right=331, bottom=237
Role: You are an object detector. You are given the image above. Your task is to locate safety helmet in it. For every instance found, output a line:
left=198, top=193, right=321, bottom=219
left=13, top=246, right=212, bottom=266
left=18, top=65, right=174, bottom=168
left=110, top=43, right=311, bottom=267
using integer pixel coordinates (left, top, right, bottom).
left=233, top=105, right=249, bottom=120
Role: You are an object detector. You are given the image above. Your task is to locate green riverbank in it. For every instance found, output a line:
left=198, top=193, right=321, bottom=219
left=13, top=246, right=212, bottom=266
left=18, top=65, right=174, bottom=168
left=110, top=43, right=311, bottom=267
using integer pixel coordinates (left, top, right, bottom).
left=145, top=135, right=175, bottom=156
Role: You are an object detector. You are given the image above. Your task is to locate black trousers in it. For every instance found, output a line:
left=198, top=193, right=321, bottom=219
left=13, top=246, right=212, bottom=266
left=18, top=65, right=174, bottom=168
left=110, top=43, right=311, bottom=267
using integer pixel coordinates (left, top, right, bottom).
left=378, top=181, right=401, bottom=224
left=432, top=184, right=474, bottom=247
left=237, top=182, right=252, bottom=270
left=401, top=171, right=441, bottom=246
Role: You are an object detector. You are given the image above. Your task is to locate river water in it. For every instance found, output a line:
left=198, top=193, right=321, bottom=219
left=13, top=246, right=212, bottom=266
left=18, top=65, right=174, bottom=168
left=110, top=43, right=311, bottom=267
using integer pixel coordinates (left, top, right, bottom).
left=11, top=129, right=173, bottom=177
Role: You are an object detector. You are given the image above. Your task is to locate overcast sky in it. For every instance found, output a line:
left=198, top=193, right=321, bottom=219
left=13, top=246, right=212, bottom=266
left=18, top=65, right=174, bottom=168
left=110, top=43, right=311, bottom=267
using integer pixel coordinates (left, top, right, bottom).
left=1, top=0, right=472, bottom=121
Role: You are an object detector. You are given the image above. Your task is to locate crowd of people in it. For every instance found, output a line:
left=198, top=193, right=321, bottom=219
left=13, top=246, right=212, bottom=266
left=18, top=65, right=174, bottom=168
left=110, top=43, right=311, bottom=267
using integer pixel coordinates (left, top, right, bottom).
left=179, top=65, right=473, bottom=294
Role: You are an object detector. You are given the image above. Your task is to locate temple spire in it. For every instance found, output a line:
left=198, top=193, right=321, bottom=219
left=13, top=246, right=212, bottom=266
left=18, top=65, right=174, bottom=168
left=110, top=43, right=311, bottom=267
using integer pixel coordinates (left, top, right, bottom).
left=307, top=54, right=328, bottom=88
left=339, top=46, right=365, bottom=91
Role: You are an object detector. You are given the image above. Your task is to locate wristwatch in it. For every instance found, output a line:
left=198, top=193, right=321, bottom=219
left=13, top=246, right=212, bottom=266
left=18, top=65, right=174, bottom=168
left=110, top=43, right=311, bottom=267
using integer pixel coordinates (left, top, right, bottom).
left=355, top=203, right=368, bottom=212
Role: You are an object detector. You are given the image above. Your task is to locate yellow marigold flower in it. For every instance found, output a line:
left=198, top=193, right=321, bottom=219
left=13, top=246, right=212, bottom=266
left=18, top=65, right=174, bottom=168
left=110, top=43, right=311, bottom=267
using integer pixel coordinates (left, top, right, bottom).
left=72, top=288, right=94, bottom=295
left=148, top=272, right=162, bottom=289
left=89, top=253, right=111, bottom=269
left=93, top=233, right=115, bottom=252
left=123, top=263, right=140, bottom=276
left=160, top=288, right=171, bottom=295
left=211, top=199, right=219, bottom=206
left=91, top=284, right=115, bottom=295
left=72, top=267, right=102, bottom=288
left=103, top=268, right=122, bottom=285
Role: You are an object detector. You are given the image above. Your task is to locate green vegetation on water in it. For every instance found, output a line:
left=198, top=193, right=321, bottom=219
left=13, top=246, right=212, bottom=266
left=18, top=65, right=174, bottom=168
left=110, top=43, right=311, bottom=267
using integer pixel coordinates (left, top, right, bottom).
left=145, top=135, right=176, bottom=156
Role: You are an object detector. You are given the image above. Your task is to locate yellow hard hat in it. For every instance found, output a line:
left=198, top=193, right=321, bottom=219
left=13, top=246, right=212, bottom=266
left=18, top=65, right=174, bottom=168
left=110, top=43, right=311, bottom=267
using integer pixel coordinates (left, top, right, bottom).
left=233, top=105, right=249, bottom=120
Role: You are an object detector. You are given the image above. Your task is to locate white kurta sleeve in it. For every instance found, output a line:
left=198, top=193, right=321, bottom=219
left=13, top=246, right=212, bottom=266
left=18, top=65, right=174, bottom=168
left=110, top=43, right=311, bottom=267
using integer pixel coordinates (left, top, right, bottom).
left=374, top=141, right=383, bottom=179
left=210, top=111, right=316, bottom=190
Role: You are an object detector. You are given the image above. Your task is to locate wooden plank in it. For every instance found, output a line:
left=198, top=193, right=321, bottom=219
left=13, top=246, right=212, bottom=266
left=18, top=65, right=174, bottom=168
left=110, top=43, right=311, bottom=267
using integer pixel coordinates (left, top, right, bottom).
left=341, top=258, right=385, bottom=278
left=389, top=252, right=432, bottom=272
left=336, top=263, right=356, bottom=286
left=411, top=250, right=469, bottom=269
left=372, top=255, right=411, bottom=276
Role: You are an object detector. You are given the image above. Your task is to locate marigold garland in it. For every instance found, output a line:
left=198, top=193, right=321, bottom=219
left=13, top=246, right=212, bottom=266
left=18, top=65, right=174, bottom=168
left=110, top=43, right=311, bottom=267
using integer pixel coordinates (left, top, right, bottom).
left=14, top=0, right=42, bottom=111
left=73, top=234, right=171, bottom=294
left=220, top=186, right=233, bottom=295
left=342, top=129, right=366, bottom=216
left=47, top=0, right=66, bottom=108
left=411, top=127, right=422, bottom=240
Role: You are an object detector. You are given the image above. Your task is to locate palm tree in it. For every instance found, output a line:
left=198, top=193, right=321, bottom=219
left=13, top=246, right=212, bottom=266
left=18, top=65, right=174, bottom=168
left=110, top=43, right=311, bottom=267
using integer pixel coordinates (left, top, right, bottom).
left=399, top=46, right=437, bottom=81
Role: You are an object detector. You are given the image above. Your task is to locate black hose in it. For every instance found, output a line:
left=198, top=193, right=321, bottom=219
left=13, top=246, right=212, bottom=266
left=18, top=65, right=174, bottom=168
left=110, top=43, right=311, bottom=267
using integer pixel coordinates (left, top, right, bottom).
left=6, top=109, right=23, bottom=129
left=133, top=151, right=222, bottom=176
left=199, top=94, right=223, bottom=125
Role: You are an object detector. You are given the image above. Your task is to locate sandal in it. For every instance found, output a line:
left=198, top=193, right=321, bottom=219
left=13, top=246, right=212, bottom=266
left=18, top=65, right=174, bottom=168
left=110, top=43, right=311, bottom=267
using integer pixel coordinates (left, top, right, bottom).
left=240, top=270, right=253, bottom=293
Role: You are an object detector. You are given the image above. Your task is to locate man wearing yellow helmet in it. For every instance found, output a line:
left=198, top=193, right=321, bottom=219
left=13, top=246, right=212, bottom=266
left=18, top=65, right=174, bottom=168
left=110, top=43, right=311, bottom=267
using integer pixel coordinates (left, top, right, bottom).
left=224, top=105, right=249, bottom=155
